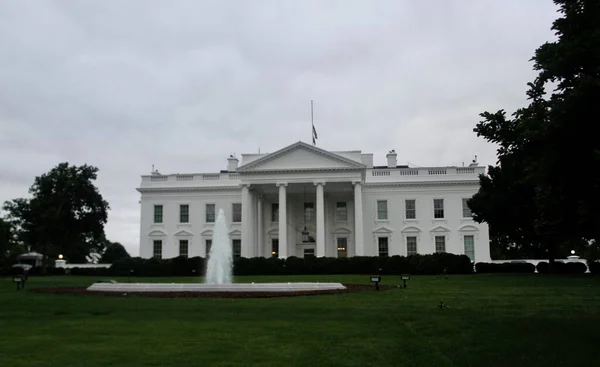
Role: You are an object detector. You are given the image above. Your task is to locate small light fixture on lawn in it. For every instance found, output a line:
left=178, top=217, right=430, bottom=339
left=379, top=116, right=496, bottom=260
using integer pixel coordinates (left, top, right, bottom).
left=401, top=274, right=411, bottom=289
left=370, top=275, right=382, bottom=291
left=58, top=254, right=63, bottom=259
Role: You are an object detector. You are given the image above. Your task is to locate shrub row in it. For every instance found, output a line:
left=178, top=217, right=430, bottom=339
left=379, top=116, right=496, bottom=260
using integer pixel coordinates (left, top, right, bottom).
left=474, top=261, right=592, bottom=274
left=536, top=261, right=588, bottom=274
left=2, top=253, right=474, bottom=277
left=475, top=262, right=536, bottom=273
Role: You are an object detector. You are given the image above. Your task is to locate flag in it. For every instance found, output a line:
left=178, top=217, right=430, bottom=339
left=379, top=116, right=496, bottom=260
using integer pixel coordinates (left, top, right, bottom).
left=312, top=124, right=318, bottom=145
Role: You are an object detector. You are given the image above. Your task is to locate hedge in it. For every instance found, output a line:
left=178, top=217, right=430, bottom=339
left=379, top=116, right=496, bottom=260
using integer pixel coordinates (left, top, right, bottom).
left=475, top=262, right=536, bottom=274
left=3, top=253, right=474, bottom=277
left=536, top=261, right=588, bottom=274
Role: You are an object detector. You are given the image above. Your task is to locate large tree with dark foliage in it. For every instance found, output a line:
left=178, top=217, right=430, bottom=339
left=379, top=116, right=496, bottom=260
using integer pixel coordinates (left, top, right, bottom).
left=469, top=0, right=600, bottom=261
left=2, top=163, right=110, bottom=266
left=0, top=217, right=14, bottom=266
left=100, top=241, right=131, bottom=264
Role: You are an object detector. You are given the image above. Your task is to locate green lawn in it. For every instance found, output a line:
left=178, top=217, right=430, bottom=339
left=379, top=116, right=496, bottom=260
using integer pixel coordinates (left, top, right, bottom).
left=1, top=274, right=599, bottom=367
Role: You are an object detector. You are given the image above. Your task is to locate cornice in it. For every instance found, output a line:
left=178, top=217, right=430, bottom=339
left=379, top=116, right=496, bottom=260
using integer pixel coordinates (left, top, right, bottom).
left=239, top=167, right=365, bottom=175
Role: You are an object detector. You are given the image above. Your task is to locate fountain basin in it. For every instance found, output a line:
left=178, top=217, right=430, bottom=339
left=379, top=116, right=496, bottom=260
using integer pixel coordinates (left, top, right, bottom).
left=86, top=282, right=346, bottom=293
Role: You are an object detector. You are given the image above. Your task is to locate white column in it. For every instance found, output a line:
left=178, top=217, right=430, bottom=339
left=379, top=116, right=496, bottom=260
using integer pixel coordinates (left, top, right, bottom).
left=315, top=182, right=325, bottom=257
left=353, top=181, right=364, bottom=256
left=241, top=184, right=253, bottom=258
left=277, top=183, right=287, bottom=258
left=257, top=195, right=263, bottom=257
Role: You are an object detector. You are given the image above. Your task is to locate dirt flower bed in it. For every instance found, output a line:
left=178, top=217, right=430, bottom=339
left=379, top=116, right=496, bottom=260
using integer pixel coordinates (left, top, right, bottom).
left=30, top=284, right=395, bottom=298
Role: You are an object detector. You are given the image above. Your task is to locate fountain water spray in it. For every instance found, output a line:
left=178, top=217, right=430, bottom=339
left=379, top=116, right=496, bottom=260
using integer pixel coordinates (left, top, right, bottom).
left=204, top=208, right=233, bottom=284
left=86, top=208, right=345, bottom=293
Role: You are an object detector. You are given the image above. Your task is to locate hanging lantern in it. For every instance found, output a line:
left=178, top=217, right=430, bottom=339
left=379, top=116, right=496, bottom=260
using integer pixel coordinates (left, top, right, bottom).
left=302, top=226, right=310, bottom=243
left=302, top=185, right=310, bottom=242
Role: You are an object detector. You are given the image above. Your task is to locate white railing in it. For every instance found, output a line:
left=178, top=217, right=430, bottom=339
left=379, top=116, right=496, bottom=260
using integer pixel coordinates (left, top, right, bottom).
left=369, top=166, right=484, bottom=178
left=143, top=172, right=243, bottom=184
left=202, top=174, right=220, bottom=180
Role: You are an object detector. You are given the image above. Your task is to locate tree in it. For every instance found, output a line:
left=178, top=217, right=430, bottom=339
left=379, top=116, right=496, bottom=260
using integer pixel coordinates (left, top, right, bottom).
left=469, top=0, right=600, bottom=261
left=100, top=241, right=131, bottom=264
left=0, top=217, right=13, bottom=266
left=2, top=163, right=110, bottom=267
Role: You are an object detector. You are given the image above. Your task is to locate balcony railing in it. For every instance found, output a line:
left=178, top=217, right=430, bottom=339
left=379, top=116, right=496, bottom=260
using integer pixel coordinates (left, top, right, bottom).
left=369, top=166, right=483, bottom=178
left=145, top=172, right=242, bottom=185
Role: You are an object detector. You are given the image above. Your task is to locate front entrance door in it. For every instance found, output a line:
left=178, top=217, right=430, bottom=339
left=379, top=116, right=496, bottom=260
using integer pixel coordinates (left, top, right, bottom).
left=303, top=248, right=315, bottom=258
left=297, top=243, right=315, bottom=258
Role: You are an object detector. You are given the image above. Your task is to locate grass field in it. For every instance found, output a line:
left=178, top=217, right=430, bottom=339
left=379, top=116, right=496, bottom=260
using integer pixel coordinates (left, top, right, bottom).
left=1, top=274, right=599, bottom=367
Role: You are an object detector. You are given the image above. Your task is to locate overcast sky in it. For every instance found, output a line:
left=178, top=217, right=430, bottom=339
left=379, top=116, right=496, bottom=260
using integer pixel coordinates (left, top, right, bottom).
left=0, top=0, right=559, bottom=256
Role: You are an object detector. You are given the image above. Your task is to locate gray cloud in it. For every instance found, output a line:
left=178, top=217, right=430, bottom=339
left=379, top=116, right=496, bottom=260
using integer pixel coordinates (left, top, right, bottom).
left=0, top=0, right=559, bottom=255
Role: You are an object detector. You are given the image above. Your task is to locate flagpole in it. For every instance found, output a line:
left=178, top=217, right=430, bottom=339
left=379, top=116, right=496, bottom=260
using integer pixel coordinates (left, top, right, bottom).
left=311, top=100, right=315, bottom=145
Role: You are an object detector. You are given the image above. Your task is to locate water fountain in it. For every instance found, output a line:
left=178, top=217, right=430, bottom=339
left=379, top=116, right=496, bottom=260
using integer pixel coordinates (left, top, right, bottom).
left=87, top=208, right=345, bottom=294
left=205, top=209, right=233, bottom=284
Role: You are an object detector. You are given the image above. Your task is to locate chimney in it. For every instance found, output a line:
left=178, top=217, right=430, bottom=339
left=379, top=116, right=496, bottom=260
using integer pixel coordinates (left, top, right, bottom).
left=386, top=149, right=397, bottom=168
left=468, top=155, right=478, bottom=167
left=227, top=154, right=239, bottom=171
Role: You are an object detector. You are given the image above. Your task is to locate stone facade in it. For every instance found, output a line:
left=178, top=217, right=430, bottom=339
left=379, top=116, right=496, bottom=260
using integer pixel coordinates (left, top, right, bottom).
left=137, top=141, right=491, bottom=262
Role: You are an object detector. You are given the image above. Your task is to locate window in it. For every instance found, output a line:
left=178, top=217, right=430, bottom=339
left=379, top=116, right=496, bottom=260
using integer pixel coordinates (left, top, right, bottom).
left=405, top=199, right=416, bottom=219
left=153, top=240, right=162, bottom=258
left=378, top=237, right=389, bottom=257
left=179, top=204, right=189, bottom=223
left=304, top=202, right=315, bottom=222
left=335, top=202, right=347, bottom=221
left=232, top=203, right=242, bottom=223
left=304, top=248, right=315, bottom=258
left=435, top=236, right=446, bottom=253
left=337, top=237, right=348, bottom=258
left=271, top=239, right=278, bottom=257
left=271, top=203, right=279, bottom=222
left=206, top=204, right=215, bottom=223
left=434, top=199, right=444, bottom=219
left=205, top=239, right=212, bottom=256
left=179, top=239, right=189, bottom=258
left=462, top=198, right=472, bottom=218
left=464, top=235, right=475, bottom=261
left=406, top=236, right=417, bottom=256
left=153, top=205, right=163, bottom=223
left=232, top=239, right=241, bottom=258
left=377, top=200, right=388, bottom=220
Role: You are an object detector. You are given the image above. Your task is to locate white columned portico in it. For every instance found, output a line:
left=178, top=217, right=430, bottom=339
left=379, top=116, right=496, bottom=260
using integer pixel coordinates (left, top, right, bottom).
left=277, top=183, right=287, bottom=258
left=241, top=183, right=253, bottom=258
left=257, top=195, right=263, bottom=257
left=315, top=182, right=325, bottom=257
left=353, top=181, right=364, bottom=256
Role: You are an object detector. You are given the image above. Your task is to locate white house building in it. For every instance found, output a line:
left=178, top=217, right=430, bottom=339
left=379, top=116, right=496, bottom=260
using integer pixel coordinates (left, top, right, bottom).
left=137, top=141, right=491, bottom=262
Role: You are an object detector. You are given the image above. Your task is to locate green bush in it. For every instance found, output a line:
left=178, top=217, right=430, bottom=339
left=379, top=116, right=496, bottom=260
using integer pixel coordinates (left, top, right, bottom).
left=475, top=262, right=535, bottom=273
left=32, top=253, right=474, bottom=277
left=536, top=261, right=587, bottom=274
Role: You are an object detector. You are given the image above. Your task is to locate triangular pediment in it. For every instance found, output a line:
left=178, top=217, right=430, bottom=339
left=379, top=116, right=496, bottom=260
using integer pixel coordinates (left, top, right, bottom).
left=332, top=226, right=352, bottom=234
left=430, top=225, right=451, bottom=233
left=373, top=226, right=393, bottom=234
left=174, top=229, right=194, bottom=236
left=401, top=225, right=422, bottom=233
left=148, top=229, right=167, bottom=236
left=237, top=141, right=365, bottom=172
left=459, top=224, right=479, bottom=232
